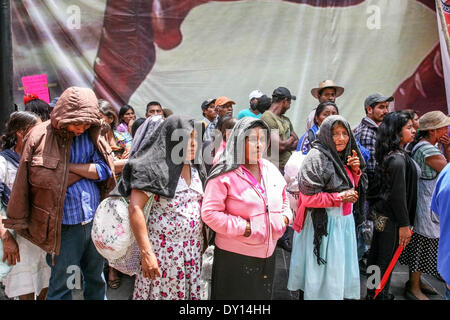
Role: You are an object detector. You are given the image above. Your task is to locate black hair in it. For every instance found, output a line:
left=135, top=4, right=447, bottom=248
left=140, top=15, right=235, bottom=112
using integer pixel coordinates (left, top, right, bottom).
left=131, top=117, right=146, bottom=138
left=0, top=111, right=39, bottom=150
left=409, top=128, right=429, bottom=151
left=256, top=95, right=272, bottom=114
left=404, top=109, right=419, bottom=117
left=146, top=101, right=162, bottom=113
left=24, top=99, right=51, bottom=121
left=375, top=110, right=413, bottom=165
left=118, top=104, right=135, bottom=123
left=365, top=101, right=386, bottom=115
left=314, top=102, right=339, bottom=125
left=271, top=95, right=288, bottom=104
left=216, top=115, right=232, bottom=132
left=98, top=100, right=119, bottom=130
left=217, top=115, right=237, bottom=141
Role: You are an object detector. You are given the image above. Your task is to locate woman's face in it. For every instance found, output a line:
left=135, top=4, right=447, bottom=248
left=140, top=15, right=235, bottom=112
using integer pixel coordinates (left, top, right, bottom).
left=122, top=109, right=135, bottom=124
left=66, top=123, right=91, bottom=136
left=16, top=123, right=37, bottom=147
left=412, top=113, right=419, bottom=130
left=185, top=130, right=198, bottom=162
left=400, top=119, right=416, bottom=145
left=103, top=114, right=114, bottom=125
left=244, top=127, right=267, bottom=164
left=315, top=105, right=338, bottom=127
left=332, top=123, right=350, bottom=153
left=432, top=126, right=448, bottom=140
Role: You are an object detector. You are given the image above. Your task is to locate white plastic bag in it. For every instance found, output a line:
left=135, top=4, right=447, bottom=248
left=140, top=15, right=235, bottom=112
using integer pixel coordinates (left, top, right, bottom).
left=92, top=196, right=133, bottom=261
left=284, top=151, right=307, bottom=217
left=92, top=194, right=155, bottom=271
left=199, top=245, right=214, bottom=300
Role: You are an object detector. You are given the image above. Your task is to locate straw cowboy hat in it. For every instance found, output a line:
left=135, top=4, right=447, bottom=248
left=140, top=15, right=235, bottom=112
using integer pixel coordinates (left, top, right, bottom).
left=311, top=80, right=345, bottom=99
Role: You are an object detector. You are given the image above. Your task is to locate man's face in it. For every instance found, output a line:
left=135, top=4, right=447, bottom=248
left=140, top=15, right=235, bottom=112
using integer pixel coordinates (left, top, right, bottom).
left=318, top=88, right=336, bottom=103
left=66, top=123, right=91, bottom=136
left=367, top=101, right=389, bottom=124
left=216, top=102, right=233, bottom=117
left=204, top=102, right=217, bottom=120
left=280, top=98, right=292, bottom=114
left=146, top=104, right=164, bottom=118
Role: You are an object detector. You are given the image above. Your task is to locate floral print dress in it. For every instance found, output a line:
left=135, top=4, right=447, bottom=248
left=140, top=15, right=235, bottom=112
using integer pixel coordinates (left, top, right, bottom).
left=133, top=166, right=204, bottom=300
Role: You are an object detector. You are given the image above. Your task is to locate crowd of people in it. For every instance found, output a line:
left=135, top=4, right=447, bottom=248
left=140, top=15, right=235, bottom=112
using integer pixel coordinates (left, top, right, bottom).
left=0, top=81, right=449, bottom=301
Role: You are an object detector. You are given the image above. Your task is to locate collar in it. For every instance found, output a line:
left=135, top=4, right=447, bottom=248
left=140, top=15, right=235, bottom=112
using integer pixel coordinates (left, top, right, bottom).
left=362, top=117, right=379, bottom=129
left=176, top=166, right=203, bottom=195
left=202, top=117, right=211, bottom=126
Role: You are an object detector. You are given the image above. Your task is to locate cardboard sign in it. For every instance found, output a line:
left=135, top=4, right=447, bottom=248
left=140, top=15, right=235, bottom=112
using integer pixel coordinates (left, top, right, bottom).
left=21, top=74, right=50, bottom=103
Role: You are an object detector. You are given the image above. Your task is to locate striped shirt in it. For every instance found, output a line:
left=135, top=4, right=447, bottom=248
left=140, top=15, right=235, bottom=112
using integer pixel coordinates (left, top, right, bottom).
left=62, top=131, right=112, bottom=225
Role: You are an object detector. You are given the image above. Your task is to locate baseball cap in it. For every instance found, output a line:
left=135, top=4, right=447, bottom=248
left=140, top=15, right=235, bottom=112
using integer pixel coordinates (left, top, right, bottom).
left=214, top=96, right=236, bottom=108
left=272, top=87, right=296, bottom=100
left=201, top=98, right=216, bottom=110
left=364, top=93, right=394, bottom=108
left=249, top=89, right=264, bottom=101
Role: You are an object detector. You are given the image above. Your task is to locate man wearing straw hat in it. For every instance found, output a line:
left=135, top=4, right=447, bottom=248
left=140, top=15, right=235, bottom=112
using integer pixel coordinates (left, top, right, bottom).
left=306, top=80, right=345, bottom=131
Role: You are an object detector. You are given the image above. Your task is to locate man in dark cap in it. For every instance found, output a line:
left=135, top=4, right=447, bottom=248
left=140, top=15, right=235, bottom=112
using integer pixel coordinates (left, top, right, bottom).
left=201, top=98, right=217, bottom=130
left=354, top=93, right=393, bottom=175
left=353, top=93, right=393, bottom=271
left=261, top=87, right=299, bottom=252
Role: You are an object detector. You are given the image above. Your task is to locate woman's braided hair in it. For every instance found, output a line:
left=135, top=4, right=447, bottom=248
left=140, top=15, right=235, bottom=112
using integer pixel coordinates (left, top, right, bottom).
left=0, top=111, right=39, bottom=151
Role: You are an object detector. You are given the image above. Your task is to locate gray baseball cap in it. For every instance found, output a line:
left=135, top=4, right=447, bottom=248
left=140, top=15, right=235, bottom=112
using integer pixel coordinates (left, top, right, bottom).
left=364, top=93, right=394, bottom=108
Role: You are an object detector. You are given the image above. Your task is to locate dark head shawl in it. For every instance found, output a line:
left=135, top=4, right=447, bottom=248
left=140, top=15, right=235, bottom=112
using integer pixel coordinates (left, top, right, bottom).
left=299, top=115, right=367, bottom=265
left=117, top=115, right=207, bottom=198
left=206, top=117, right=271, bottom=184
left=129, top=115, right=164, bottom=158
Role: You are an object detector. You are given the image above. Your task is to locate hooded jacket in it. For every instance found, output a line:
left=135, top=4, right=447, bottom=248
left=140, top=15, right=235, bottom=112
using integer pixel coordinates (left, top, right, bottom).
left=3, top=87, right=116, bottom=260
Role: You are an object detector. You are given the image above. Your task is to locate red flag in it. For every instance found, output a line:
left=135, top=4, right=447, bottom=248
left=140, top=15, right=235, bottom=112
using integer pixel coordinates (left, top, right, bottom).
left=373, top=229, right=414, bottom=299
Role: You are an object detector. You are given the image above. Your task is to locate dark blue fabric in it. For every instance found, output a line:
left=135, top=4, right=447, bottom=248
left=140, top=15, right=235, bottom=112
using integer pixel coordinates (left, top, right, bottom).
left=0, top=149, right=20, bottom=168
left=0, top=182, right=11, bottom=208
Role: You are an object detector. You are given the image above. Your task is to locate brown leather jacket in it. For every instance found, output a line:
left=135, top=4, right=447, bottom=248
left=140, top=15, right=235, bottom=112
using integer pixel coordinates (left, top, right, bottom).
left=3, top=87, right=116, bottom=262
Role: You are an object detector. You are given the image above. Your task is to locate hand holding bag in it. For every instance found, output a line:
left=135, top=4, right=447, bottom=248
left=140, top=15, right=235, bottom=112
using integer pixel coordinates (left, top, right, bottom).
left=92, top=193, right=155, bottom=276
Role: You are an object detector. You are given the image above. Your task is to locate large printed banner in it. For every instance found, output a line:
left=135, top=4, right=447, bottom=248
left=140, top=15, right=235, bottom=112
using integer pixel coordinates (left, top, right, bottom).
left=11, top=0, right=447, bottom=130
left=437, top=0, right=450, bottom=113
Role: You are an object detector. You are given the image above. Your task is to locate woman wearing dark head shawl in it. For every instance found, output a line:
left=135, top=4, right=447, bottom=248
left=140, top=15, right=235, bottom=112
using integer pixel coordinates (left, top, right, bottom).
left=288, top=115, right=365, bottom=300
left=201, top=117, right=293, bottom=300
left=118, top=115, right=207, bottom=300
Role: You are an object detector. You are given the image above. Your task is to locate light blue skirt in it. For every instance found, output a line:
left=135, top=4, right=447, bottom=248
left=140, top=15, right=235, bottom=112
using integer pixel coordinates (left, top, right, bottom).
left=287, top=206, right=360, bottom=300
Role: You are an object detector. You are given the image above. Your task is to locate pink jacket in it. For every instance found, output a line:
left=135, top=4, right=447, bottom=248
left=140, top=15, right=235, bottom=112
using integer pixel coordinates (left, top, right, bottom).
left=212, top=140, right=226, bottom=166
left=292, top=167, right=361, bottom=233
left=201, top=159, right=293, bottom=258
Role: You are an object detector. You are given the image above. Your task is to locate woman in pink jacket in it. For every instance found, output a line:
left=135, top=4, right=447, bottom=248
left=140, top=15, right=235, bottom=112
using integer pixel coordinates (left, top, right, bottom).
left=201, top=117, right=293, bottom=300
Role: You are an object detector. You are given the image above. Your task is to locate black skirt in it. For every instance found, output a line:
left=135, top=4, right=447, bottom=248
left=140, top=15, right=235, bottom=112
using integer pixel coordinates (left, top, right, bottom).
left=210, top=246, right=275, bottom=300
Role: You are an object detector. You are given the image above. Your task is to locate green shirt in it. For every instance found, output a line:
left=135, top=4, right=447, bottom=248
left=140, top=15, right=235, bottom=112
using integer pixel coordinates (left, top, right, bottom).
left=412, top=142, right=442, bottom=180
left=261, top=110, right=294, bottom=170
